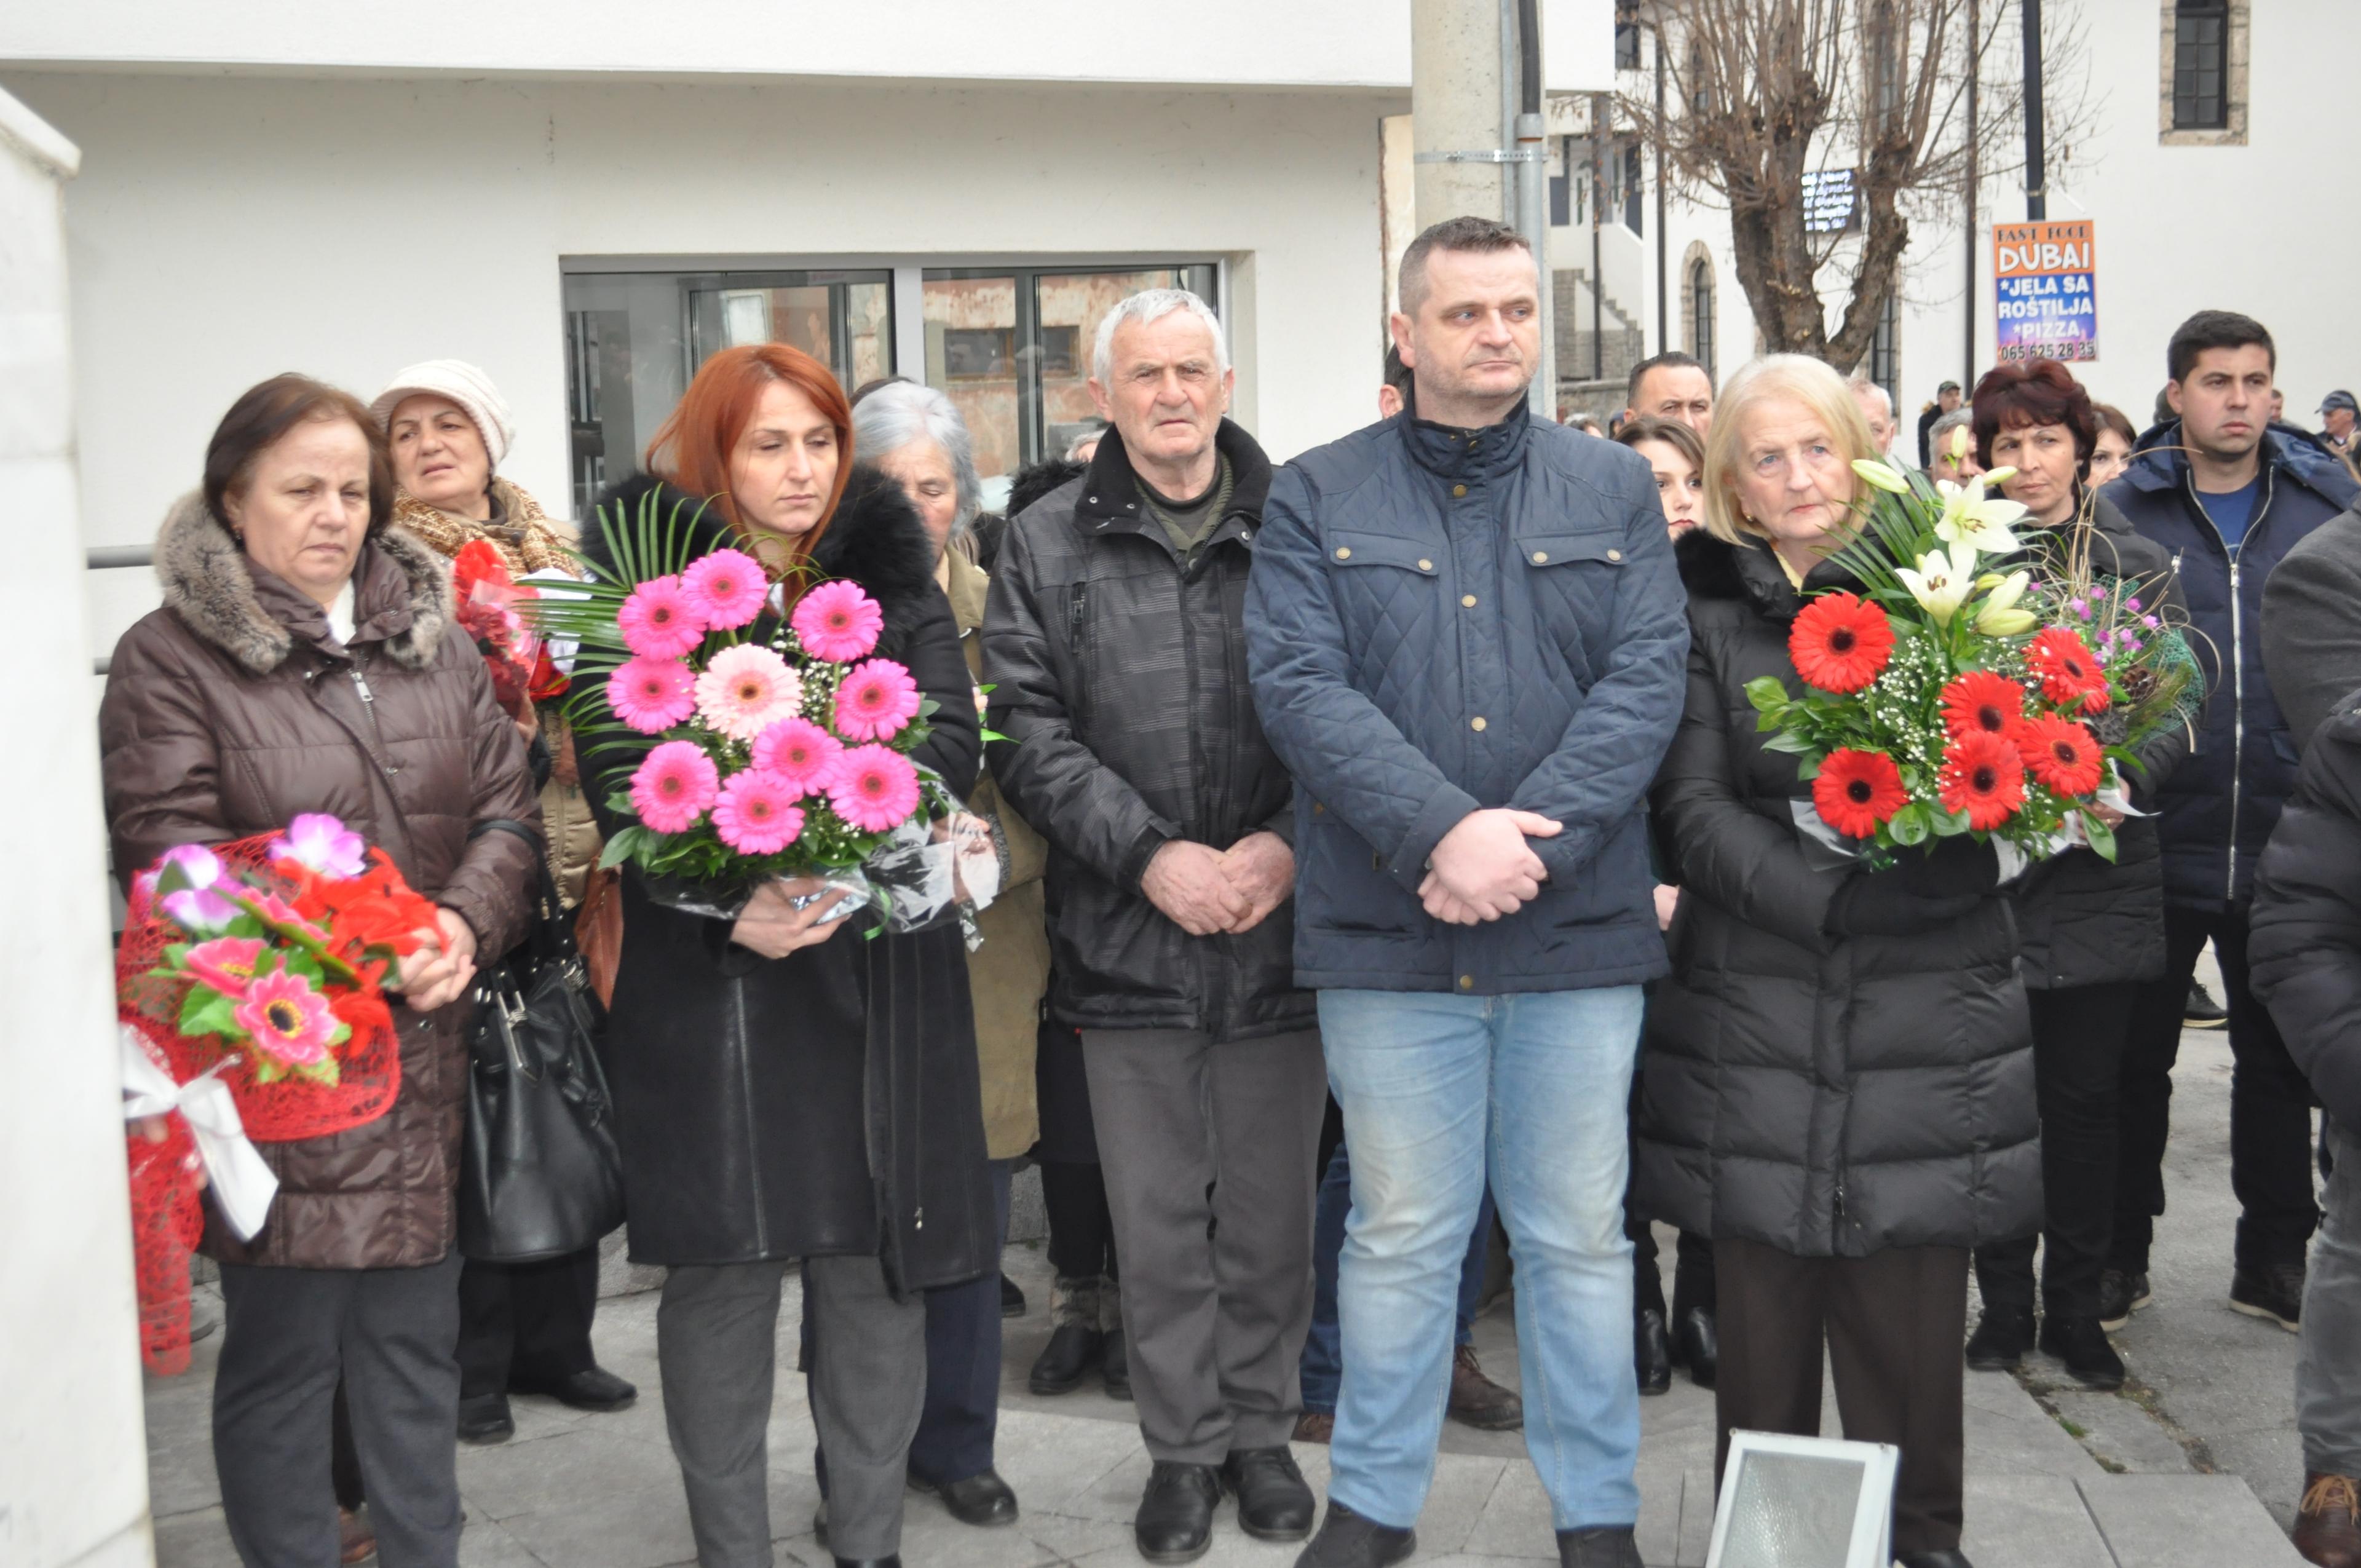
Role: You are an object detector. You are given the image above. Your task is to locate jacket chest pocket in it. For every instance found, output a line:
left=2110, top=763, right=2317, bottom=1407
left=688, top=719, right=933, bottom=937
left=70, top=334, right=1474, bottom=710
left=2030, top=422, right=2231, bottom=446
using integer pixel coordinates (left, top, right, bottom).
left=1326, top=533, right=1441, bottom=652
left=1517, top=533, right=1626, bottom=688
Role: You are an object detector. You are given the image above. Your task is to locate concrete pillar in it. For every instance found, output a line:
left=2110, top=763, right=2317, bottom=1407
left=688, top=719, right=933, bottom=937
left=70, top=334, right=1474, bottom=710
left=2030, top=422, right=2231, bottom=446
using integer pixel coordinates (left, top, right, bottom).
left=0, top=85, right=157, bottom=1568
left=1410, top=0, right=1511, bottom=229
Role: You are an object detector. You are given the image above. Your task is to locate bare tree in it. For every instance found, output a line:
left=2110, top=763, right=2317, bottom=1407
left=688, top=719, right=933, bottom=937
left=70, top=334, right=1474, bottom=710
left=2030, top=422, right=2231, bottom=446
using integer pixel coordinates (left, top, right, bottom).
left=1618, top=0, right=2094, bottom=371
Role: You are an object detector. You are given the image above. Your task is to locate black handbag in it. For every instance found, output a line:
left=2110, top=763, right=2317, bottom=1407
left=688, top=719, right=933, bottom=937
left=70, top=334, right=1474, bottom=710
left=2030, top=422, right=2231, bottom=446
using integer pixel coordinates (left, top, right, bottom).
left=457, top=818, right=627, bottom=1262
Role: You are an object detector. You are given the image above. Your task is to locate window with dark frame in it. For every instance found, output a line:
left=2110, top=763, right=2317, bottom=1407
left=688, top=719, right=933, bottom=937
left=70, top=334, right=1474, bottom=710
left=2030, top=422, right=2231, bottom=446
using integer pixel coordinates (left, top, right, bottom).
left=1690, top=258, right=1716, bottom=382
left=1614, top=20, right=1641, bottom=71
left=2173, top=0, right=2230, bottom=130
left=1870, top=294, right=1901, bottom=414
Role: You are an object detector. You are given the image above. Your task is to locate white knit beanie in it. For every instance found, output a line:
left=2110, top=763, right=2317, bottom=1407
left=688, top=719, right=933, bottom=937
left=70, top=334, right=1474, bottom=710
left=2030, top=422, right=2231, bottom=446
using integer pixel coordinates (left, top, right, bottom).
left=370, top=358, right=515, bottom=468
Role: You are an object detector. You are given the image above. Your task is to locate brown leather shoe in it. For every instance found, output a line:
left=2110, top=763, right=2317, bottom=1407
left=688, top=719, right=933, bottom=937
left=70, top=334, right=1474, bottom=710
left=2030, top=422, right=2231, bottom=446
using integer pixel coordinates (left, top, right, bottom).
left=1446, top=1345, right=1524, bottom=1431
left=338, top=1506, right=377, bottom=1565
left=1292, top=1410, right=1334, bottom=1444
left=2298, top=1473, right=2361, bottom=1567
left=2295, top=1473, right=2351, bottom=1558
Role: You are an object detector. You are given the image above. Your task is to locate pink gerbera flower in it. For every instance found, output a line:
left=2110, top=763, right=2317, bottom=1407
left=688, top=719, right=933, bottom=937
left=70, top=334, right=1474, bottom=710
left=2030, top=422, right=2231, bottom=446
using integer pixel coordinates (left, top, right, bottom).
left=183, top=936, right=267, bottom=1000
left=269, top=814, right=367, bottom=879
left=828, top=744, right=922, bottom=833
left=607, top=655, right=697, bottom=734
left=711, top=769, right=808, bottom=855
left=232, top=968, right=341, bottom=1069
left=751, top=716, right=844, bottom=793
left=792, top=580, right=884, bottom=662
left=617, top=574, right=708, bottom=660
left=835, top=659, right=922, bottom=742
left=630, top=741, right=721, bottom=833
left=694, top=644, right=804, bottom=741
left=681, top=548, right=770, bottom=630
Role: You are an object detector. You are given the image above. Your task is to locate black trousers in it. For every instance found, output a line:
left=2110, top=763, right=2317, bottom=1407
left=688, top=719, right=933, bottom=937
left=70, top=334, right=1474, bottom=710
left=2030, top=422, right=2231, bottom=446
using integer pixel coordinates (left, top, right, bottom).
left=454, top=1244, right=602, bottom=1399
left=215, top=1254, right=464, bottom=1568
left=1975, top=981, right=2138, bottom=1318
left=1714, top=1238, right=1969, bottom=1556
left=1040, top=1158, right=1120, bottom=1281
left=908, top=1160, right=1016, bottom=1485
left=2114, top=903, right=2320, bottom=1273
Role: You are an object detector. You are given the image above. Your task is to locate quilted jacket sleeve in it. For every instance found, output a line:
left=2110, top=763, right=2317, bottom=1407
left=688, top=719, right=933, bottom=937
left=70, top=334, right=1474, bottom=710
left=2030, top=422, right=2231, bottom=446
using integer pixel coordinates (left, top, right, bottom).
left=98, top=616, right=231, bottom=889
left=1649, top=623, right=1847, bottom=951
left=1246, top=465, right=1481, bottom=893
left=983, top=517, right=1177, bottom=894
left=2253, top=712, right=2361, bottom=1131
left=1508, top=488, right=1691, bottom=884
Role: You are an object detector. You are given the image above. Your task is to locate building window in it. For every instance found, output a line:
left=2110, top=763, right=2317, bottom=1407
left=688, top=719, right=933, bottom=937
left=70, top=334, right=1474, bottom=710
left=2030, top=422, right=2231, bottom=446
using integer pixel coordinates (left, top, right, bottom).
left=1614, top=19, right=1641, bottom=71
left=1869, top=293, right=1901, bottom=413
left=562, top=260, right=1216, bottom=518
left=1683, top=247, right=1717, bottom=383
left=2160, top=1, right=2248, bottom=145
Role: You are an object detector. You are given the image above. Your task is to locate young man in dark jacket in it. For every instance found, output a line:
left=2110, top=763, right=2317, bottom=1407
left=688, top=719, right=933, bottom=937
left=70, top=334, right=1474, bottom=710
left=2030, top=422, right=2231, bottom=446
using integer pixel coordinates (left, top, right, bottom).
left=2251, top=703, right=2361, bottom=1567
left=984, top=290, right=1321, bottom=1564
left=1246, top=217, right=1689, bottom=1568
left=2102, top=309, right=2361, bottom=1332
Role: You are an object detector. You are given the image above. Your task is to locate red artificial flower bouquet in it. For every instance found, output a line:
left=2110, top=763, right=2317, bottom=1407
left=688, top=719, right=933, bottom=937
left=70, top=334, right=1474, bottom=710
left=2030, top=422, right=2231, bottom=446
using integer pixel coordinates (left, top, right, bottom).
left=451, top=539, right=569, bottom=716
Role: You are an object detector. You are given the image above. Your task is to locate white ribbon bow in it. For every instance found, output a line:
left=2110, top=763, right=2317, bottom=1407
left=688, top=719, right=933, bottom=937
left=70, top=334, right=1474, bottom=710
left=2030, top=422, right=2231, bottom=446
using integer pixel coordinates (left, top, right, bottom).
left=119, top=1023, right=279, bottom=1241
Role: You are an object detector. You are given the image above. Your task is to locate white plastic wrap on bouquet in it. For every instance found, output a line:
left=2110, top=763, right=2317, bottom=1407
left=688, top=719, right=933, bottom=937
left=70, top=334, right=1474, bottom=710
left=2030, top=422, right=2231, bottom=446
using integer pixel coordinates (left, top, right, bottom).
left=1789, top=764, right=2148, bottom=884
left=794, top=811, right=1004, bottom=941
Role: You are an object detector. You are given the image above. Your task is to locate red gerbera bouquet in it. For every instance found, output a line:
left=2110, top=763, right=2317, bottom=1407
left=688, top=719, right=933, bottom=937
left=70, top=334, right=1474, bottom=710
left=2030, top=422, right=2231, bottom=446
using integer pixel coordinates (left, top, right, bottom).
left=1749, top=458, right=2199, bottom=866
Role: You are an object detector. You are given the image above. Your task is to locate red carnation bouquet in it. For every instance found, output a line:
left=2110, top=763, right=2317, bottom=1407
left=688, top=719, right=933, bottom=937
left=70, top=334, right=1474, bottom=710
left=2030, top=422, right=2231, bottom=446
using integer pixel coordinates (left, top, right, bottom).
left=451, top=539, right=564, bottom=717
left=117, top=814, right=443, bottom=1370
left=1748, top=459, right=2199, bottom=868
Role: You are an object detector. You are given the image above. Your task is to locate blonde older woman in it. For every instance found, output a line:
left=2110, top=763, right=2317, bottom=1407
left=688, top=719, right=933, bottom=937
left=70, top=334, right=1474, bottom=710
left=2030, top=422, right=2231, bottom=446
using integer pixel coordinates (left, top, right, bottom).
left=1632, top=355, right=2038, bottom=1568
left=368, top=360, right=635, bottom=1447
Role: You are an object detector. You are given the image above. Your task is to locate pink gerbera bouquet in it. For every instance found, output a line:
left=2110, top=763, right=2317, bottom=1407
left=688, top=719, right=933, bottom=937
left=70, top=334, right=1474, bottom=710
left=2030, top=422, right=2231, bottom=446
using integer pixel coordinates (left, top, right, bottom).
left=526, top=490, right=962, bottom=914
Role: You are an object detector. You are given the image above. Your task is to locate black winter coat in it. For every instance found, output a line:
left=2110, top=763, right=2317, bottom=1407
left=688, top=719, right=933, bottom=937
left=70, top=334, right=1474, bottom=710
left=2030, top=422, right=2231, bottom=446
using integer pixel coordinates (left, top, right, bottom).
left=2005, top=498, right=2193, bottom=990
left=2260, top=503, right=2361, bottom=758
left=577, top=468, right=994, bottom=1293
left=2254, top=702, right=2361, bottom=1130
left=2102, top=425, right=2359, bottom=906
left=983, top=421, right=1311, bottom=1043
left=1633, top=530, right=2041, bottom=1258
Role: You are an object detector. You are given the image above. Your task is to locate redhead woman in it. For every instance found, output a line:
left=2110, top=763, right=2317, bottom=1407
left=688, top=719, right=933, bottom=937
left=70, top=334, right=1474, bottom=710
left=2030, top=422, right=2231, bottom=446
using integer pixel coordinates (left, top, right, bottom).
left=1634, top=355, right=2039, bottom=1568
left=100, top=375, right=538, bottom=1567
left=577, top=344, right=992, bottom=1568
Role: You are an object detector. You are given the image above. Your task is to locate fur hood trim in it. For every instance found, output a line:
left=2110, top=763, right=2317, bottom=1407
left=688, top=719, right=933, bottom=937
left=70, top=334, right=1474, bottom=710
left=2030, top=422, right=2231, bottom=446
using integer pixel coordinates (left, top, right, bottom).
left=154, top=491, right=453, bottom=676
left=585, top=464, right=942, bottom=652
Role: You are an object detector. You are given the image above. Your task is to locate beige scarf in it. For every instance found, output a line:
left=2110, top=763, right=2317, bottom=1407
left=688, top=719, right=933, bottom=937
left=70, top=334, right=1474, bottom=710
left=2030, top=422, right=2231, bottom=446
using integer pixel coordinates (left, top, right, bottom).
left=393, top=477, right=574, bottom=575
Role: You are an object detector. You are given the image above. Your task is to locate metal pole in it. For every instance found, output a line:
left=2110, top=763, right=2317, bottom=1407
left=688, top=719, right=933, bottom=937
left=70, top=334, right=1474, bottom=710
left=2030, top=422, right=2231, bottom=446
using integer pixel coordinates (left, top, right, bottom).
left=1966, top=0, right=1980, bottom=376
left=2022, top=0, right=2046, bottom=221
left=1591, top=92, right=1605, bottom=382
left=1513, top=0, right=1553, bottom=418
left=1654, top=23, right=1669, bottom=353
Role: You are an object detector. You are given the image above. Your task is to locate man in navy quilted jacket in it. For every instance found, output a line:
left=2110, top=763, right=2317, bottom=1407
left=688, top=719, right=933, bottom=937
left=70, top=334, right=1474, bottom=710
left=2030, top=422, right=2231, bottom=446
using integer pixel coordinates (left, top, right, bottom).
left=1244, top=216, right=1689, bottom=1568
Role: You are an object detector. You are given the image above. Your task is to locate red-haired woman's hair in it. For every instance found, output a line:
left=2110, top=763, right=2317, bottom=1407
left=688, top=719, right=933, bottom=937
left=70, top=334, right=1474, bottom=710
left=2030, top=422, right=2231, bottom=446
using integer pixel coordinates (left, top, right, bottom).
left=646, top=344, right=855, bottom=556
left=1970, top=358, right=2098, bottom=475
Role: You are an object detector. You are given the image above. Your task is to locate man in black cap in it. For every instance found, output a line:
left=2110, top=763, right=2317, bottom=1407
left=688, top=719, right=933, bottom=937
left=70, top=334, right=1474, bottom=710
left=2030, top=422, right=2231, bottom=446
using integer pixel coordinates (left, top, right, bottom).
left=1917, top=378, right=1963, bottom=467
left=2322, top=390, right=2357, bottom=455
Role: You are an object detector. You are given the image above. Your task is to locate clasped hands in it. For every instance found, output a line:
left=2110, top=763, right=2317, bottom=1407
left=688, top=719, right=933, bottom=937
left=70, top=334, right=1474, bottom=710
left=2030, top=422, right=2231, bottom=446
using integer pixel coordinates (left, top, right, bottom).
left=1142, top=832, right=1295, bottom=936
left=1418, top=809, right=1562, bottom=925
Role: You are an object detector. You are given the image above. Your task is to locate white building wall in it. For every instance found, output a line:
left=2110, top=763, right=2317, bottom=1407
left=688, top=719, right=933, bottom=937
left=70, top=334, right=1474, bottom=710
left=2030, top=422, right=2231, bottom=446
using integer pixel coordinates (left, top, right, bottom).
left=2, top=70, right=1400, bottom=665
left=0, top=84, right=156, bottom=1568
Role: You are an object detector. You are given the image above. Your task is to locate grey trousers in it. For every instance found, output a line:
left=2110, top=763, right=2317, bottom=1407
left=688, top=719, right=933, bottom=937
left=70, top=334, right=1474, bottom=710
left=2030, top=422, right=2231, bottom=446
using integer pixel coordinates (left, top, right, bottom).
left=214, top=1253, right=464, bottom=1568
left=2302, top=1121, right=2361, bottom=1475
left=657, top=1254, right=925, bottom=1566
left=1082, top=1026, right=1327, bottom=1465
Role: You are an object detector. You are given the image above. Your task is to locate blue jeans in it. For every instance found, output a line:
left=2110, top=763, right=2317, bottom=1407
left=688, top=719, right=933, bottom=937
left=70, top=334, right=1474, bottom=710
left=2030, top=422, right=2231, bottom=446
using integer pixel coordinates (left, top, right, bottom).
left=1321, top=986, right=1643, bottom=1532
left=1302, top=1141, right=1492, bottom=1415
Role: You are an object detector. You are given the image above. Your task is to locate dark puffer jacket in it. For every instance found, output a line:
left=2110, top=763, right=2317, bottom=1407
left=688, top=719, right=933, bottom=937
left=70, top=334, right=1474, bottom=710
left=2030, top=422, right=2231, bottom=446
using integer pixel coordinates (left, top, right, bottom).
left=1244, top=404, right=1688, bottom=994
left=577, top=470, right=993, bottom=1293
left=100, top=494, right=539, bottom=1269
left=2102, top=425, right=2358, bottom=906
left=2260, top=503, right=2361, bottom=757
left=2005, top=498, right=2194, bottom=989
left=2254, top=702, right=2361, bottom=1130
left=983, top=421, right=1311, bottom=1043
left=1632, top=530, right=2041, bottom=1257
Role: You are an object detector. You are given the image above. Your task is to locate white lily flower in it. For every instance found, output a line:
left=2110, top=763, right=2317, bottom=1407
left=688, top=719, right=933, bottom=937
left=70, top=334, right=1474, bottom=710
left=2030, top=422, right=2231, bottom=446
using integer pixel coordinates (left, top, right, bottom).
left=1896, top=541, right=1980, bottom=624
left=1932, top=478, right=2027, bottom=556
left=1973, top=569, right=2038, bottom=636
left=1850, top=457, right=1912, bottom=495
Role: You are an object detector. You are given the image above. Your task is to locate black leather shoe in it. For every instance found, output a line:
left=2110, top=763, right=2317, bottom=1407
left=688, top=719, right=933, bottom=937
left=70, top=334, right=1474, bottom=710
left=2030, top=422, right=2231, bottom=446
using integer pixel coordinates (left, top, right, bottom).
left=1104, top=1325, right=1133, bottom=1401
left=2039, top=1314, right=2126, bottom=1390
left=1134, top=1461, right=1220, bottom=1564
left=457, top=1392, right=514, bottom=1444
left=1029, top=1323, right=1105, bottom=1394
left=2097, top=1268, right=2151, bottom=1331
left=2231, top=1262, right=2306, bottom=1332
left=510, top=1364, right=637, bottom=1412
left=1221, top=1447, right=1315, bottom=1542
left=1673, top=1305, right=1717, bottom=1390
left=1294, top=1501, right=1417, bottom=1568
left=1634, top=1307, right=1672, bottom=1395
left=1964, top=1304, right=2036, bottom=1371
left=832, top=1557, right=901, bottom=1568
left=1000, top=1272, right=1027, bottom=1318
left=1895, top=1551, right=1975, bottom=1567
left=911, top=1468, right=1019, bottom=1527
left=2185, top=980, right=2228, bottom=1028
left=1557, top=1524, right=1642, bottom=1567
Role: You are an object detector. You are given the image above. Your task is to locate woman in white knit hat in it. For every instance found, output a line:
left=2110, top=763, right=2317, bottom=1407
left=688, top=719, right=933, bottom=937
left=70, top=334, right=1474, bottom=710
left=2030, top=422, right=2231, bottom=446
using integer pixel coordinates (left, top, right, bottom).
left=368, top=359, right=636, bottom=1452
